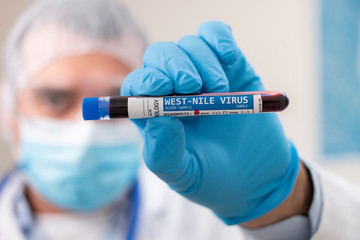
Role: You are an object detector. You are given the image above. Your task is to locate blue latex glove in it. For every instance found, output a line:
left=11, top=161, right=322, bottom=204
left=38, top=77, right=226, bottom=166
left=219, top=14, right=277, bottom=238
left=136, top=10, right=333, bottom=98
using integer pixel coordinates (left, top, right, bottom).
left=121, top=20, right=299, bottom=225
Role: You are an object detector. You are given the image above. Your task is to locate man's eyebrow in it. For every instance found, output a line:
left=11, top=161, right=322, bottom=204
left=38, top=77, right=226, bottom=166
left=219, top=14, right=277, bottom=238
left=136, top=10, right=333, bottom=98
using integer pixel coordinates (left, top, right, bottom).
left=34, top=88, right=76, bottom=97
left=106, top=87, right=121, bottom=96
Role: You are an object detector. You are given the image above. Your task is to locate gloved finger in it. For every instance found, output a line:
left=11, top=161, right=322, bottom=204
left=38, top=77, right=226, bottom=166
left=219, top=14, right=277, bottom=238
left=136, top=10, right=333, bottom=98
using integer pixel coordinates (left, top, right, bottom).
left=121, top=67, right=173, bottom=130
left=143, top=117, right=199, bottom=193
left=143, top=42, right=202, bottom=94
left=121, top=67, right=173, bottom=96
left=177, top=35, right=229, bottom=93
left=197, top=20, right=240, bottom=66
left=143, top=117, right=184, bottom=173
left=198, top=20, right=263, bottom=92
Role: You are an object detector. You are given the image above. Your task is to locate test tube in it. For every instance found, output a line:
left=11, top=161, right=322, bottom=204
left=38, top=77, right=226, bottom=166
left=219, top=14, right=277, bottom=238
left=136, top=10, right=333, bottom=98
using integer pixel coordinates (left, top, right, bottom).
left=82, top=91, right=289, bottom=120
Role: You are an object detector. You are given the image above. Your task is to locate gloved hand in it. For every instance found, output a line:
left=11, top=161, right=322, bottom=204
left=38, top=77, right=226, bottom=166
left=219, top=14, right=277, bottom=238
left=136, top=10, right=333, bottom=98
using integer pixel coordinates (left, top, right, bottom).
left=121, top=20, right=299, bottom=225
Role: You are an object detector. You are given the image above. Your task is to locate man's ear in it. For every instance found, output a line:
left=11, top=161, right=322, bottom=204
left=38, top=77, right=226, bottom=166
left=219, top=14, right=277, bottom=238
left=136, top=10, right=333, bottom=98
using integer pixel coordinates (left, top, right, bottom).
left=0, top=81, right=18, bottom=143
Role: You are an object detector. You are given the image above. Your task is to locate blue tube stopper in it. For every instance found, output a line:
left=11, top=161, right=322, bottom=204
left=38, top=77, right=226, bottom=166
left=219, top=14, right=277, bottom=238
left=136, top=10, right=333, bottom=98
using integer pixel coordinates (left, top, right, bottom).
left=82, top=98, right=99, bottom=121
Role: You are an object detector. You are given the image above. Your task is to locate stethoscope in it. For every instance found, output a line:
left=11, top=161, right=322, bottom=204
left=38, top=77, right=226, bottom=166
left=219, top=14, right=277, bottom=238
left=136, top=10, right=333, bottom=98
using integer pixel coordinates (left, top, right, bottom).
left=126, top=180, right=140, bottom=240
left=104, top=180, right=140, bottom=240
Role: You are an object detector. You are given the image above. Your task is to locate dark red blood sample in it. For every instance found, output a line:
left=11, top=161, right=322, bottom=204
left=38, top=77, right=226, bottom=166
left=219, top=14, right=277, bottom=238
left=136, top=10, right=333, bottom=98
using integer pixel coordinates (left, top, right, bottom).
left=260, top=92, right=289, bottom=112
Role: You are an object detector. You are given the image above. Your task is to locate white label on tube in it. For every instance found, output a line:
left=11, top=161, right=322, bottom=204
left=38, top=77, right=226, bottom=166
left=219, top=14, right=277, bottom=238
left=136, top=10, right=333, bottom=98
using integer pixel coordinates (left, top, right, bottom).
left=127, top=94, right=262, bottom=119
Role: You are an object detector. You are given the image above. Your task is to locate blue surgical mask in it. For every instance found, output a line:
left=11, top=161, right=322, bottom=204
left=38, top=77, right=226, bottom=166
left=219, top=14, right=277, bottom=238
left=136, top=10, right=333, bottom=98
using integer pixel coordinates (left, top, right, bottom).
left=18, top=117, right=142, bottom=211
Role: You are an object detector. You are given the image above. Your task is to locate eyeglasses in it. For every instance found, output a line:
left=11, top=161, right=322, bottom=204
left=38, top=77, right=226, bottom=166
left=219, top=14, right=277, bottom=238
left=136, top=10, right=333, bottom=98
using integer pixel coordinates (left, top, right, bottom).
left=17, top=76, right=125, bottom=120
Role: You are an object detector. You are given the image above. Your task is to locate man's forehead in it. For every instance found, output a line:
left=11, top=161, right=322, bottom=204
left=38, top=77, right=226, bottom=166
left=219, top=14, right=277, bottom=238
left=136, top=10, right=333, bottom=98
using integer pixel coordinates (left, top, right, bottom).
left=27, top=53, right=130, bottom=84
left=28, top=75, right=125, bottom=88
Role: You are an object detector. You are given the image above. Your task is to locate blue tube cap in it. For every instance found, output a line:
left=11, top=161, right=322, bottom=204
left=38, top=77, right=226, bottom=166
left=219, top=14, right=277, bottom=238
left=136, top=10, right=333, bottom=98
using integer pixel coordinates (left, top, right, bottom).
left=82, top=97, right=99, bottom=121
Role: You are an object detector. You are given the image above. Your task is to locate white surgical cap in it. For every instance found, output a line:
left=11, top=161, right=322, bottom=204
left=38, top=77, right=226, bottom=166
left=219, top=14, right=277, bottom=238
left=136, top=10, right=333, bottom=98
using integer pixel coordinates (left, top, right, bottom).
left=3, top=0, right=147, bottom=88
left=0, top=0, right=147, bottom=140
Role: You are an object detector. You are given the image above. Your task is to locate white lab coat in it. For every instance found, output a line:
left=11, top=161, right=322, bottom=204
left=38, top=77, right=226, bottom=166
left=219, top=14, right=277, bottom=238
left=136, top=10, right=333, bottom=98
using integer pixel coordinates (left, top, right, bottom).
left=311, top=164, right=360, bottom=240
left=0, top=160, right=359, bottom=240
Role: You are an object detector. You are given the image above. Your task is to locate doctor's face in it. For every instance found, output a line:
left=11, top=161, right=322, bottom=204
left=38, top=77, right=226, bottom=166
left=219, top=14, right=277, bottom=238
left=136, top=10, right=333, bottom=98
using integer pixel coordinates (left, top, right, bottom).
left=17, top=53, right=132, bottom=121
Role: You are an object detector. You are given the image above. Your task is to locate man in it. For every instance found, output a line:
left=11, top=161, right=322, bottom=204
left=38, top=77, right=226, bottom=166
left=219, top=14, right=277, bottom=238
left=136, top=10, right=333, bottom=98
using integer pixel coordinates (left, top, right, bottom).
left=0, top=0, right=359, bottom=239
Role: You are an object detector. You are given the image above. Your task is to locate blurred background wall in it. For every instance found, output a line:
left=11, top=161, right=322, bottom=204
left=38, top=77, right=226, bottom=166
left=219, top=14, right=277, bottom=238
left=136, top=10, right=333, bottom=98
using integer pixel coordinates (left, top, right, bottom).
left=1, top=0, right=360, bottom=184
